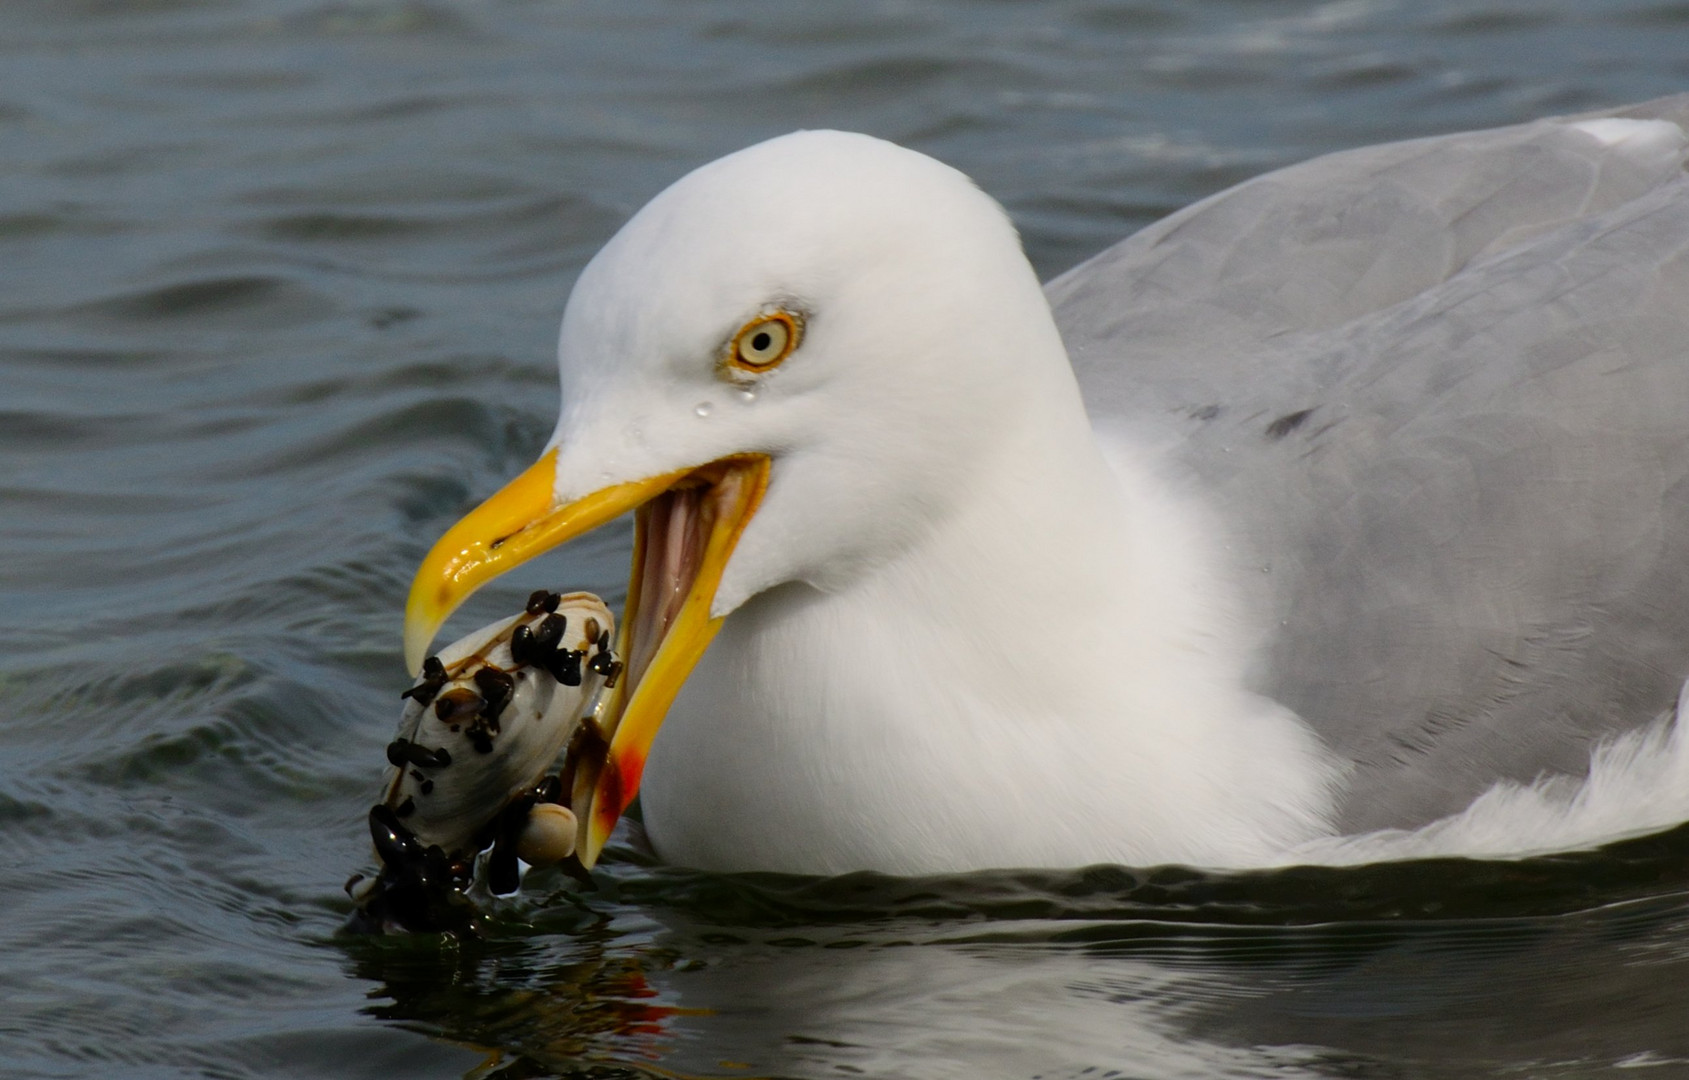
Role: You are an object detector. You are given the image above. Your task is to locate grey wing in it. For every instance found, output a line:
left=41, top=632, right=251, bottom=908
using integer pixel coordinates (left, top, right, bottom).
left=1047, top=95, right=1689, bottom=831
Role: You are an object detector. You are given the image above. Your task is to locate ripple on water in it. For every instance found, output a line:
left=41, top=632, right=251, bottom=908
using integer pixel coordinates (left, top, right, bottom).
left=321, top=828, right=1689, bottom=1078
left=285, top=0, right=478, bottom=38
left=1621, top=1, right=1689, bottom=25
left=78, top=274, right=337, bottom=328
left=9, top=1, right=1689, bottom=1077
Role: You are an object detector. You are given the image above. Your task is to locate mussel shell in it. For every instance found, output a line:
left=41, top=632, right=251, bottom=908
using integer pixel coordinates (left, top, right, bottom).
left=379, top=592, right=613, bottom=859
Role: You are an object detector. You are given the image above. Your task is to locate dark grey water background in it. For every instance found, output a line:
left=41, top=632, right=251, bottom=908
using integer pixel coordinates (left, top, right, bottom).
left=6, top=1, right=1689, bottom=1077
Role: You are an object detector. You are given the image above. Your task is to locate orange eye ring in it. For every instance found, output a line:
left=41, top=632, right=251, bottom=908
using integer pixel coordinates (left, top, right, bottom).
left=728, top=311, right=802, bottom=373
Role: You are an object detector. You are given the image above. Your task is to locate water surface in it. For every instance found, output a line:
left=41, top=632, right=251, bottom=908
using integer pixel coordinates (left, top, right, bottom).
left=5, top=1, right=1689, bottom=1076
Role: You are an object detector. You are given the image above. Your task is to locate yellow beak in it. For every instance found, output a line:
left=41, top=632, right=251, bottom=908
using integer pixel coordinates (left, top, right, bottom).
left=404, top=449, right=771, bottom=868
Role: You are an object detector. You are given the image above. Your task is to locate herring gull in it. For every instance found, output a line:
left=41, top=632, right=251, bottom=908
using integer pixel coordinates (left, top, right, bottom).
left=404, top=94, right=1689, bottom=874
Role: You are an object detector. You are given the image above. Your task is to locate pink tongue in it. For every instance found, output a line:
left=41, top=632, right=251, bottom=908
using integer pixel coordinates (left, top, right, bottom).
left=623, top=463, right=760, bottom=702
left=628, top=484, right=708, bottom=694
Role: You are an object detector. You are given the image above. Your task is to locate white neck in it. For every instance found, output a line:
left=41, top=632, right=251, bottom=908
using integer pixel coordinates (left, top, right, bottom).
left=641, top=390, right=1340, bottom=874
left=638, top=310, right=1337, bottom=872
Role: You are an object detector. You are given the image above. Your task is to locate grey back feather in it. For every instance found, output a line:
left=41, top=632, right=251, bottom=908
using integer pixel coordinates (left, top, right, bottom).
left=1046, top=94, right=1689, bottom=830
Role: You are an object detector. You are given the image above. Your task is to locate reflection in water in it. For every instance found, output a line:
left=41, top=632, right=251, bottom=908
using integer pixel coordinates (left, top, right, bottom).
left=352, top=933, right=696, bottom=1074
left=344, top=827, right=1689, bottom=1078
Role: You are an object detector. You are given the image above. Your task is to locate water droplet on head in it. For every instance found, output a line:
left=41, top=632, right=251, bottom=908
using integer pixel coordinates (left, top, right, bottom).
left=736, top=387, right=758, bottom=404
left=694, top=402, right=713, bottom=418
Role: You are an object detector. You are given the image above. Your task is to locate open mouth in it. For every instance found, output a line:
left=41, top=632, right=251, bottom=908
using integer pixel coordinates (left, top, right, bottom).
left=627, top=461, right=762, bottom=700
left=404, top=450, right=770, bottom=869
left=569, top=455, right=770, bottom=865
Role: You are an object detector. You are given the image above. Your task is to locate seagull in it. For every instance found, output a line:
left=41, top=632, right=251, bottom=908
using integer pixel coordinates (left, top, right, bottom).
left=404, top=94, right=1689, bottom=876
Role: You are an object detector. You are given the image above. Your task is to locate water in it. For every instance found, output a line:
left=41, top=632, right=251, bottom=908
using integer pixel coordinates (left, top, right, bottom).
left=4, top=1, right=1689, bottom=1076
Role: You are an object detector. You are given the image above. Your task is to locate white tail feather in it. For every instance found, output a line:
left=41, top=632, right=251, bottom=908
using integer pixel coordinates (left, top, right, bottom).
left=1289, top=682, right=1689, bottom=865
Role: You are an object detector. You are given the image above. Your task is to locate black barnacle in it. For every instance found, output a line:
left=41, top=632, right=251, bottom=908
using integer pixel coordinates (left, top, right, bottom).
left=386, top=738, right=453, bottom=770
left=588, top=649, right=618, bottom=677
left=469, top=730, right=495, bottom=754
left=400, top=655, right=449, bottom=706
left=434, top=687, right=482, bottom=725
left=603, top=660, right=623, bottom=688
left=596, top=630, right=611, bottom=653
left=548, top=648, right=584, bottom=687
left=354, top=805, right=476, bottom=936
left=369, top=803, right=420, bottom=866
left=420, top=779, right=434, bottom=795
left=533, top=613, right=566, bottom=654
left=510, top=624, right=541, bottom=666
left=396, top=795, right=416, bottom=818
left=525, top=589, right=561, bottom=615
left=473, top=666, right=514, bottom=724
left=399, top=682, right=440, bottom=707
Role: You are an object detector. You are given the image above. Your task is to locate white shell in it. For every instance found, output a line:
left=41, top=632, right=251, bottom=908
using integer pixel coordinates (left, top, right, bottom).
left=517, top=802, right=578, bottom=863
left=380, top=592, right=613, bottom=858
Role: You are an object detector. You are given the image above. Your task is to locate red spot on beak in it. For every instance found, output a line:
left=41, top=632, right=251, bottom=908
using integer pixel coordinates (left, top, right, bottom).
left=595, top=751, right=645, bottom=838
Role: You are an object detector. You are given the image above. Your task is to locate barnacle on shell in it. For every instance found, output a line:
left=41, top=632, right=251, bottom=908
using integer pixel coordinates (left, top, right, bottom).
left=349, top=590, right=617, bottom=933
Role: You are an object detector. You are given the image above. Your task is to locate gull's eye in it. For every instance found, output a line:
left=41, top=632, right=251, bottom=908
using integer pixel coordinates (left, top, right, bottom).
left=730, top=312, right=800, bottom=373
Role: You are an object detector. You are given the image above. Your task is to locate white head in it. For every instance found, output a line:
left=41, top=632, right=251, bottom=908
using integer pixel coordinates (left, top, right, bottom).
left=552, top=130, right=1076, bottom=607
left=405, top=130, right=1082, bottom=863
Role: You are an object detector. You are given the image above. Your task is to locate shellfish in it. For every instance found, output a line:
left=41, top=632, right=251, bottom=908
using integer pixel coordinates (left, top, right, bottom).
left=348, top=590, right=619, bottom=933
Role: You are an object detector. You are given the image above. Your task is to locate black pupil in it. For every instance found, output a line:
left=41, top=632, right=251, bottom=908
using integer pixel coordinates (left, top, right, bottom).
left=751, top=331, right=772, bottom=352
